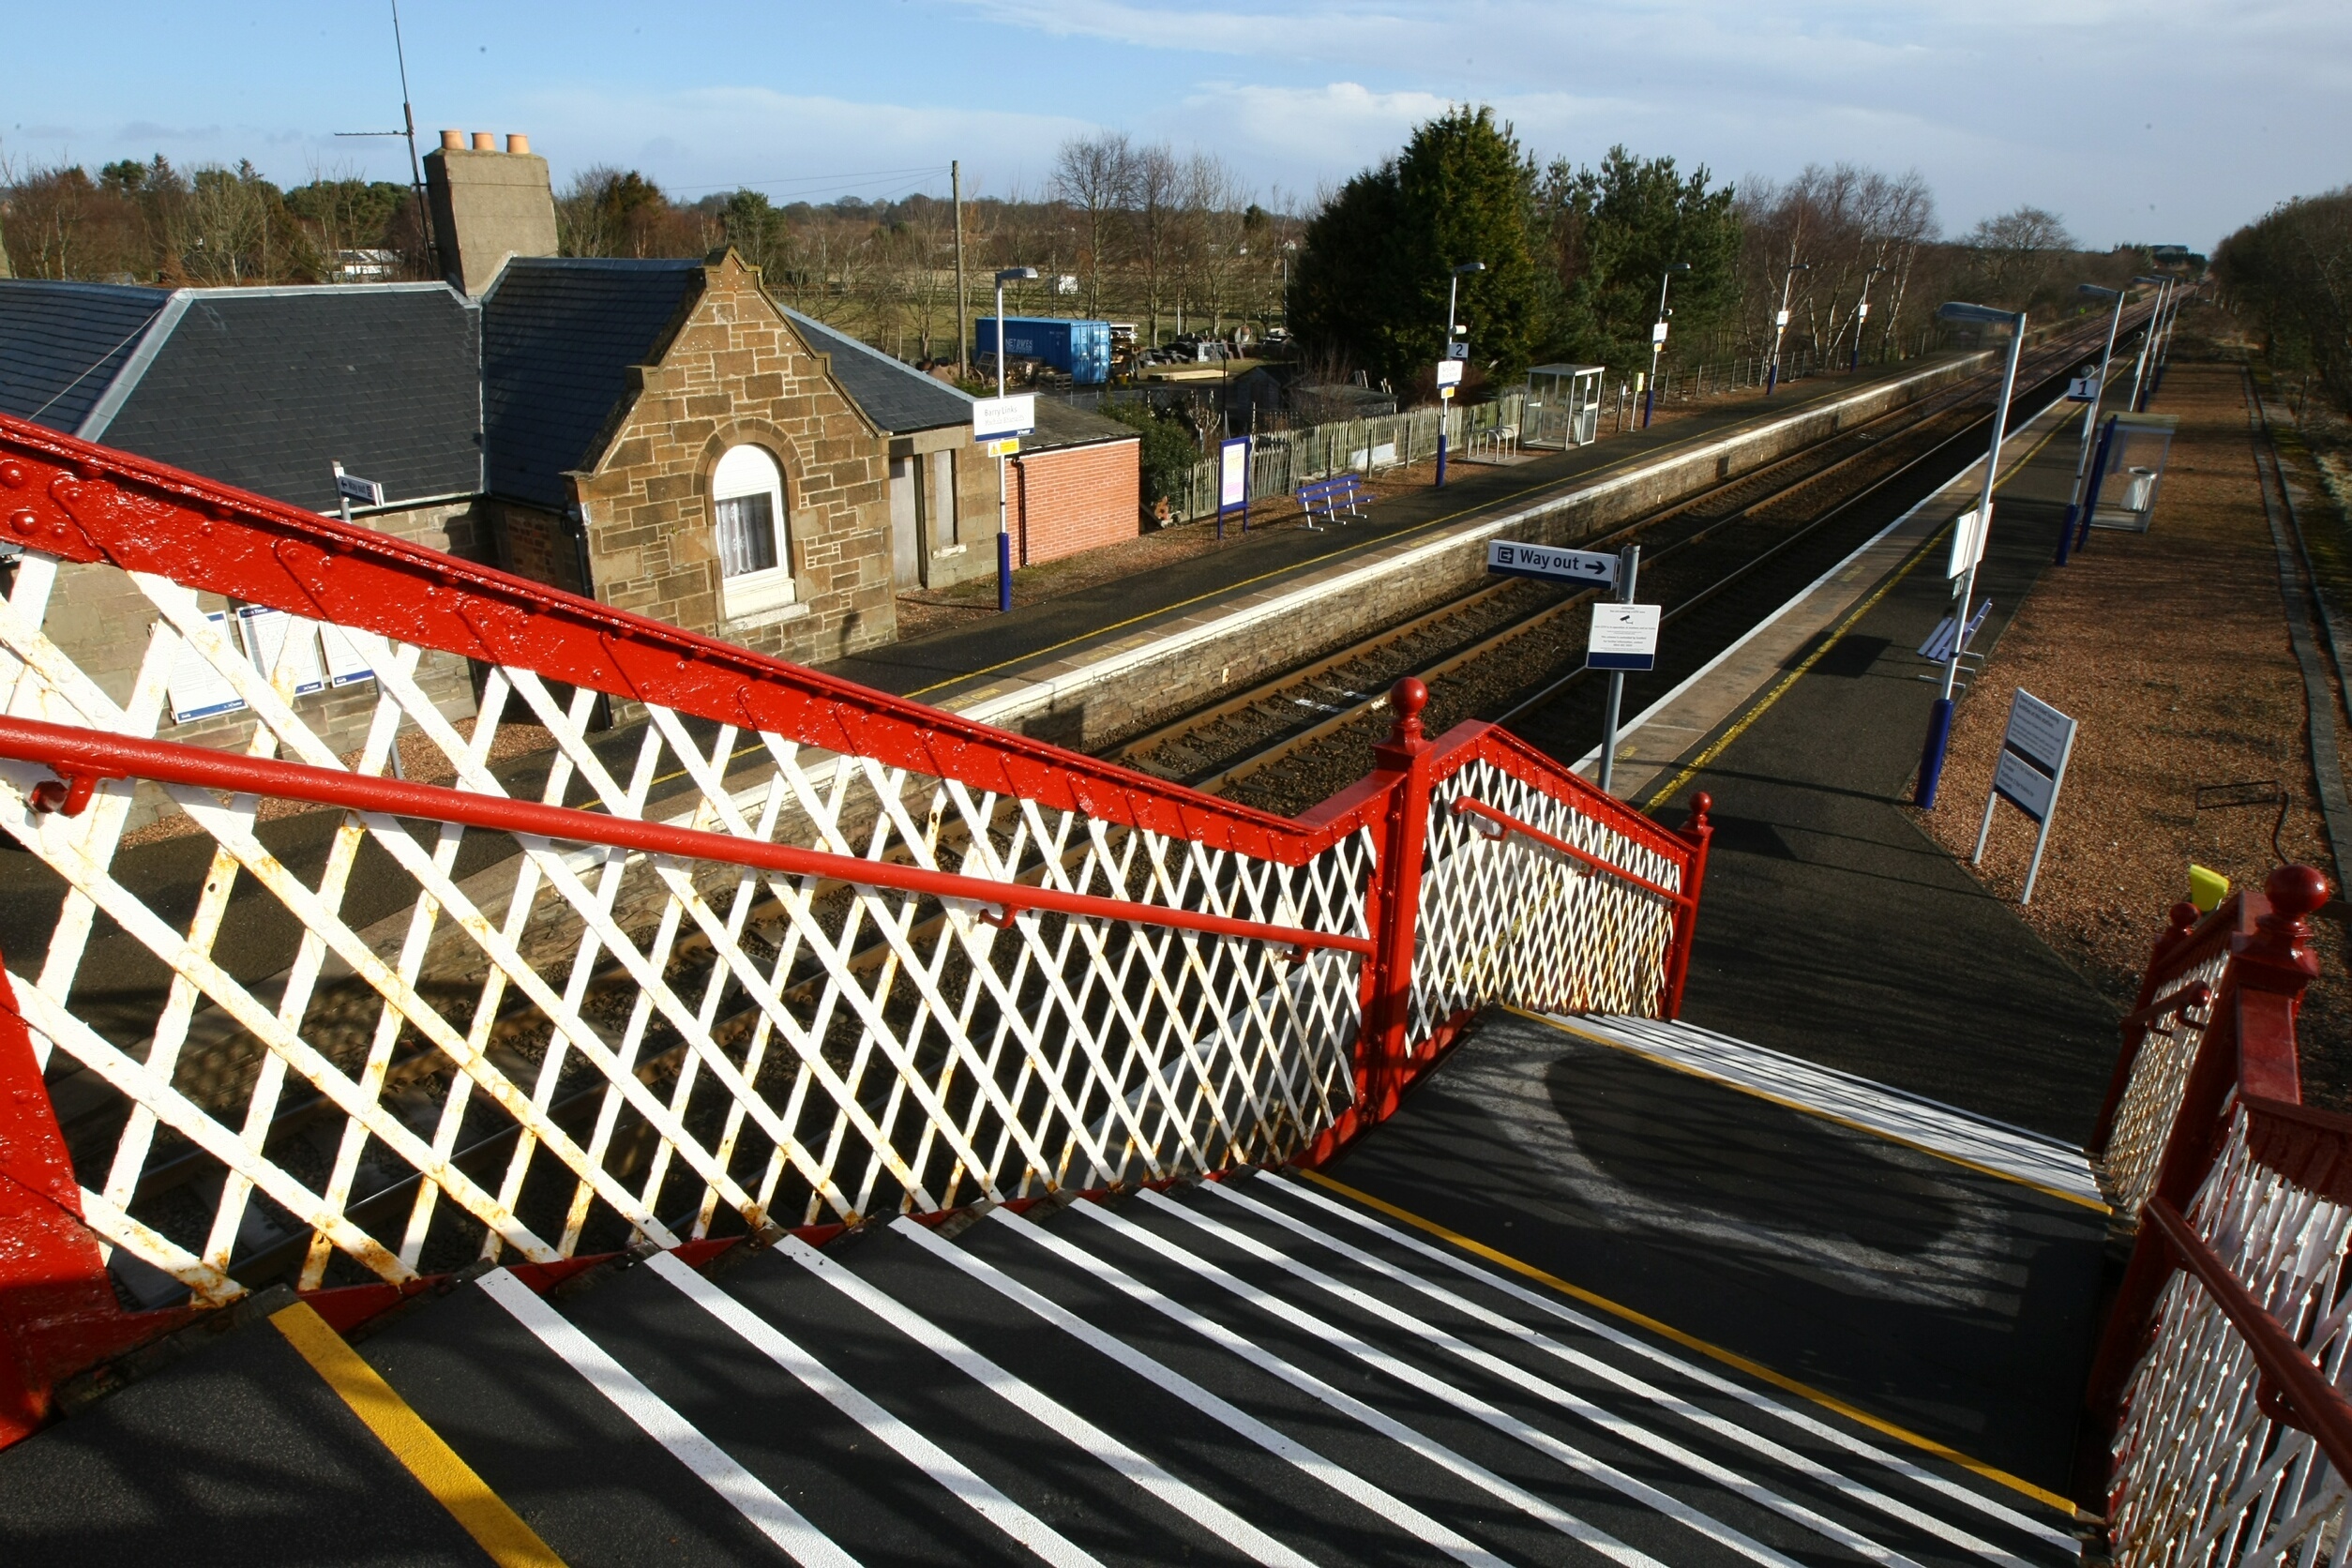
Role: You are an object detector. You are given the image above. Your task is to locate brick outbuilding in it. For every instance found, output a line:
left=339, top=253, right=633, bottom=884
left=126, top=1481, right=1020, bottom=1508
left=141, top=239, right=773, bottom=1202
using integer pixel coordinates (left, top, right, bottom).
left=1008, top=401, right=1141, bottom=567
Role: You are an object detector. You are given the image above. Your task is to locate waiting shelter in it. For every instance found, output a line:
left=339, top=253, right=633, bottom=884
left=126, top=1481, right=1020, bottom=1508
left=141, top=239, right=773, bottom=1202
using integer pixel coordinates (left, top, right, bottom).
left=2087, top=411, right=2179, bottom=533
left=1522, top=363, right=1605, bottom=448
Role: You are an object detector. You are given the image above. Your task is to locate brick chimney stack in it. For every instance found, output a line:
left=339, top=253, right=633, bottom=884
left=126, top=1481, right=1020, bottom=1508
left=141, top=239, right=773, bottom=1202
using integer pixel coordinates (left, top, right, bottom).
left=422, top=129, right=559, bottom=295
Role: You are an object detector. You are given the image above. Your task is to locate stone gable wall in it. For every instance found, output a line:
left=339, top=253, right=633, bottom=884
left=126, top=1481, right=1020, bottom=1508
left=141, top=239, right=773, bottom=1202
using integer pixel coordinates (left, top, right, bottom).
left=570, top=256, right=897, bottom=667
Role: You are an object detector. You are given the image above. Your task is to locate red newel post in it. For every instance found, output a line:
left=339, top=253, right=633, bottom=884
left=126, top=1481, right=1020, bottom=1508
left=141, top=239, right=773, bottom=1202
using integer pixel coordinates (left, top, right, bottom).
left=2075, top=866, right=2329, bottom=1511
left=1361, top=677, right=1436, bottom=1124
left=0, top=952, right=121, bottom=1446
left=1663, top=792, right=1712, bottom=1018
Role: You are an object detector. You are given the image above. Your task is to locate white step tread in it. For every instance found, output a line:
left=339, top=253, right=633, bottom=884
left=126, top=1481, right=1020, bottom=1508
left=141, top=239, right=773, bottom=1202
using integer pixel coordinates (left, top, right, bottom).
left=1537, top=1012, right=2105, bottom=1211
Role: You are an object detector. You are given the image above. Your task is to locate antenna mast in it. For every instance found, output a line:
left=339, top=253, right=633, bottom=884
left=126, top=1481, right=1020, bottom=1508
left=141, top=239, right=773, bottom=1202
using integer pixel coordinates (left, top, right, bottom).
left=390, top=1, right=435, bottom=270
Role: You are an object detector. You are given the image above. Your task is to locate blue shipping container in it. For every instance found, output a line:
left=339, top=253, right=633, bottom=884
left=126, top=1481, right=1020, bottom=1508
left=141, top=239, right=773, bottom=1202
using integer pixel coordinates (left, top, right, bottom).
left=973, top=317, right=1111, bottom=386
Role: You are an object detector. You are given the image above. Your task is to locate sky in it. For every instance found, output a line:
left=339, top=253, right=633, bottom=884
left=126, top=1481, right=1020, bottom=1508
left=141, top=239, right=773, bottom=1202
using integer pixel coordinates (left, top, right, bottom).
left=7, top=0, right=2346, bottom=251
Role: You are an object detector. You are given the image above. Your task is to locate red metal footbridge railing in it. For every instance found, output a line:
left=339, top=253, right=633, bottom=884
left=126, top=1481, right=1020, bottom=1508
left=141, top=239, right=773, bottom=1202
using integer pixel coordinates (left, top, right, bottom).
left=2079, top=865, right=2352, bottom=1564
left=0, top=412, right=1711, bottom=1444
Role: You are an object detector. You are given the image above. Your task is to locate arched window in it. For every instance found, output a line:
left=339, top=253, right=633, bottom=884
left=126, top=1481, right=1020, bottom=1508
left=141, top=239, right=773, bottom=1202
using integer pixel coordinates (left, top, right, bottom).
left=712, top=444, right=793, bottom=619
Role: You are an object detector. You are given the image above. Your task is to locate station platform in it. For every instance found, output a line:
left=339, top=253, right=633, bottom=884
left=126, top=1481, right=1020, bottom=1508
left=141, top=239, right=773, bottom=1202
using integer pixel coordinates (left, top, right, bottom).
left=1517, top=386, right=2123, bottom=1143
left=822, top=361, right=1970, bottom=716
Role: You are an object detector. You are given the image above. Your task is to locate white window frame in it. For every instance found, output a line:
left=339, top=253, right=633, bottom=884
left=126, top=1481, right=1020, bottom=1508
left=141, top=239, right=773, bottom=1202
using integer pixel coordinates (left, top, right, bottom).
left=711, top=444, right=794, bottom=621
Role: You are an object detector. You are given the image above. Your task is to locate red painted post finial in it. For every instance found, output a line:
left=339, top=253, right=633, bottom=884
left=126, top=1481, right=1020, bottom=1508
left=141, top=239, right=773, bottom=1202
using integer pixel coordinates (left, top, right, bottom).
left=1387, top=677, right=1428, bottom=748
left=1688, top=792, right=1712, bottom=833
left=2231, top=864, right=2329, bottom=999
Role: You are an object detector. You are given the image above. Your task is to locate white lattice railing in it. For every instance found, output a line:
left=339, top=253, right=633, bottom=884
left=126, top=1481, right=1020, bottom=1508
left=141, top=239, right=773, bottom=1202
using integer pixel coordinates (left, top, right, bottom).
left=2087, top=868, right=2352, bottom=1566
left=2111, top=1100, right=2352, bottom=1568
left=0, top=410, right=1704, bottom=1394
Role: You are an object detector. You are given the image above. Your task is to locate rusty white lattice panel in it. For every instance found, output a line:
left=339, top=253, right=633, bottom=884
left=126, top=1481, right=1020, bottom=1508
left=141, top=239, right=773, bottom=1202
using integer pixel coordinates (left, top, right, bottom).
left=2103, top=942, right=2231, bottom=1223
left=1413, top=754, right=1681, bottom=1037
left=0, top=551, right=1371, bottom=1307
left=2110, top=1109, right=2352, bottom=1568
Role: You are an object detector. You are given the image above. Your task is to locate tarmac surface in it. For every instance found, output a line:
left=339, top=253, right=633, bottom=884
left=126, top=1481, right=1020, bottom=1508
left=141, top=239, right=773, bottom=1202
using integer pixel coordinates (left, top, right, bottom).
left=822, top=362, right=1961, bottom=708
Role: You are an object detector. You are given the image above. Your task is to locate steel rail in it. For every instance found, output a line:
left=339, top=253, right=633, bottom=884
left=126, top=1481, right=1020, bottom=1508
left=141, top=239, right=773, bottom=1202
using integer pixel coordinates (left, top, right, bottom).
left=1143, top=315, right=2123, bottom=795
left=0, top=716, right=1374, bottom=959
left=1448, top=797, right=1692, bottom=907
left=1489, top=332, right=2107, bottom=731
left=1111, top=362, right=2006, bottom=777
left=2141, top=1192, right=2352, bottom=1471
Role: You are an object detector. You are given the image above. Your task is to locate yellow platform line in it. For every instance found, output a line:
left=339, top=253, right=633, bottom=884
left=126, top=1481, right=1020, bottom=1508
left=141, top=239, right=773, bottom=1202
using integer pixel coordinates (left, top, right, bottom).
left=272, top=1302, right=566, bottom=1567
left=1641, top=413, right=2071, bottom=816
left=1519, top=1007, right=2107, bottom=1212
left=1299, top=1169, right=2081, bottom=1517
left=905, top=389, right=1876, bottom=701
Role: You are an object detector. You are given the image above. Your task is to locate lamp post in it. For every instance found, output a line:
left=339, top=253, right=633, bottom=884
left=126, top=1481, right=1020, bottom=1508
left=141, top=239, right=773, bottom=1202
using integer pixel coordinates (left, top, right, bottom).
left=993, top=265, right=1037, bottom=613
left=2125, top=274, right=2169, bottom=413
left=1914, top=300, right=2027, bottom=808
left=2148, top=277, right=2188, bottom=404
left=1643, top=262, right=1689, bottom=429
left=1765, top=261, right=1809, bottom=395
left=2056, top=283, right=2126, bottom=565
left=1434, top=260, right=1484, bottom=488
left=1850, top=265, right=1887, bottom=371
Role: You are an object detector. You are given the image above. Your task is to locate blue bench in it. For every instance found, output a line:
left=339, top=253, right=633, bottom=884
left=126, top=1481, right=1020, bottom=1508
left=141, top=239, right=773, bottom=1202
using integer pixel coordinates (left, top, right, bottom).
left=1297, top=474, right=1372, bottom=530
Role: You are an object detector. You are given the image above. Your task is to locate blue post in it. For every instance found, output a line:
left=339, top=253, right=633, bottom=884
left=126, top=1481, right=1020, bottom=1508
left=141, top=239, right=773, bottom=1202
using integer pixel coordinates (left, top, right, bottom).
left=2073, top=416, right=2117, bottom=555
left=1913, top=697, right=1955, bottom=807
left=996, top=529, right=1012, bottom=612
left=1764, top=361, right=1778, bottom=397
left=1641, top=385, right=1655, bottom=428
left=1435, top=426, right=1448, bottom=488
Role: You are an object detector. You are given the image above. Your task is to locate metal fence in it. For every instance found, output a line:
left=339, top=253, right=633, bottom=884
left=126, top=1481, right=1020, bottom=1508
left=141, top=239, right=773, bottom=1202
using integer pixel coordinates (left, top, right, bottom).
left=0, top=410, right=1711, bottom=1440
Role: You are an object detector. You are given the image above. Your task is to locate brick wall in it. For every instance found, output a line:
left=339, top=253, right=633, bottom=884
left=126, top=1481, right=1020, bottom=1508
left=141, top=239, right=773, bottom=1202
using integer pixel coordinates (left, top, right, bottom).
left=1012, top=437, right=1139, bottom=566
left=570, top=252, right=896, bottom=668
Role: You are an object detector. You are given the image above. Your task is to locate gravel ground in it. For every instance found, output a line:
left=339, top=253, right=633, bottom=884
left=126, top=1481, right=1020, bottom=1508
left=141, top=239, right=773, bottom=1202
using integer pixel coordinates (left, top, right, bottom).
left=1908, top=347, right=2352, bottom=1104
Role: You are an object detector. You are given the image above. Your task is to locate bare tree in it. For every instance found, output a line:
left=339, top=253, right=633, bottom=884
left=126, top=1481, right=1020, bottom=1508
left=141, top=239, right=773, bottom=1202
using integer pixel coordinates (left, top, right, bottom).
left=1179, top=153, right=1252, bottom=336
left=1051, top=133, right=1134, bottom=319
left=1966, top=205, right=2075, bottom=307
left=1129, top=143, right=1182, bottom=344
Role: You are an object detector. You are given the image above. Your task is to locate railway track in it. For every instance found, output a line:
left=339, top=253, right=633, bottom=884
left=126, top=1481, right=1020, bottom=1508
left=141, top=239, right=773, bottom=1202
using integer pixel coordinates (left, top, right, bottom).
left=1107, top=316, right=2125, bottom=817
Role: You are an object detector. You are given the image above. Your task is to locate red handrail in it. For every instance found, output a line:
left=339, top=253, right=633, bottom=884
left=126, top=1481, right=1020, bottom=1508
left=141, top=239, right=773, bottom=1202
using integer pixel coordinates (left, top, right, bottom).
left=1450, top=796, right=1693, bottom=906
left=0, top=716, right=1373, bottom=959
left=2143, top=1193, right=2352, bottom=1470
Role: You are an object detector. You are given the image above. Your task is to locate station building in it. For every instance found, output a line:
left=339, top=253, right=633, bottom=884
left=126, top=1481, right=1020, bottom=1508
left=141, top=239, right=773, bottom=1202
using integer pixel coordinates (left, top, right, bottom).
left=0, top=131, right=1141, bottom=815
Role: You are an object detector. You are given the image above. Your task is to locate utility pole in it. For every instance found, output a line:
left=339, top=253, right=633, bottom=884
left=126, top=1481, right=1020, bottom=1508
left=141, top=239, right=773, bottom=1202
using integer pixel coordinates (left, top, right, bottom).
left=2056, top=283, right=2125, bottom=565
left=953, top=160, right=969, bottom=381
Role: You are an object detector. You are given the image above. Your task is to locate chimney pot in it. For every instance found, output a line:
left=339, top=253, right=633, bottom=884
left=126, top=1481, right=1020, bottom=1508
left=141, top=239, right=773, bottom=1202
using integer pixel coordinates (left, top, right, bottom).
left=440, top=128, right=464, bottom=151
left=505, top=133, right=532, bottom=156
left=471, top=131, right=498, bottom=152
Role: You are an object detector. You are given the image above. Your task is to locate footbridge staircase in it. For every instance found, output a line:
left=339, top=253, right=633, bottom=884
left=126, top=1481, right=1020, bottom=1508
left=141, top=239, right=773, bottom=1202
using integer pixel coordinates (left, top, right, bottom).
left=0, top=413, right=2342, bottom=1566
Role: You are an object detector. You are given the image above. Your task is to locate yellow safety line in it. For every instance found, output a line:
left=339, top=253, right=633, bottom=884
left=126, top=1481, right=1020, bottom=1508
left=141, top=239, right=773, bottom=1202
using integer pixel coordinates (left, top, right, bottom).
left=904, top=389, right=1875, bottom=701
left=271, top=1303, right=567, bottom=1567
left=1517, top=1007, right=2109, bottom=1212
left=1297, top=1170, right=2082, bottom=1516
left=1640, top=414, right=2071, bottom=815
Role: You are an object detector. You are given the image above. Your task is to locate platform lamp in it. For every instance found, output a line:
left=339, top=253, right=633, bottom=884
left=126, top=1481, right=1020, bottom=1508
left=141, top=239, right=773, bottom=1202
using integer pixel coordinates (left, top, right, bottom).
left=993, top=265, right=1037, bottom=613
left=1765, top=262, right=1809, bottom=395
left=2148, top=277, right=2189, bottom=402
left=1849, top=265, right=1887, bottom=371
left=1434, top=261, right=1484, bottom=488
left=2055, top=283, right=2127, bottom=565
left=1643, top=263, right=1690, bottom=429
left=2124, top=274, right=2170, bottom=414
left=1913, top=300, right=2027, bottom=809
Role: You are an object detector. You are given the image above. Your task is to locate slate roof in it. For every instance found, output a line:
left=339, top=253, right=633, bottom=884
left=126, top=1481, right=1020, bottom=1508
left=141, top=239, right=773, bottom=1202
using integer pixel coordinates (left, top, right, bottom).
left=784, top=309, right=973, bottom=434
left=96, top=286, right=482, bottom=512
left=479, top=258, right=702, bottom=509
left=1026, top=397, right=1139, bottom=454
left=0, top=280, right=173, bottom=434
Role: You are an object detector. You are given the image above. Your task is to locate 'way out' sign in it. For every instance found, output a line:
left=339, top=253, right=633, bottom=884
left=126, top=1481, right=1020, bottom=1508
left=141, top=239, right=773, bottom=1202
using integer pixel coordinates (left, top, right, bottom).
left=1486, top=541, right=1617, bottom=588
left=1971, top=686, right=2076, bottom=904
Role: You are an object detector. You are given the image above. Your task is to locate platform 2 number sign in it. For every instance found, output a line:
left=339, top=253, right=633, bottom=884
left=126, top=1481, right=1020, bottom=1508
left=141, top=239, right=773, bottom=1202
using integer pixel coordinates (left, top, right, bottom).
left=1971, top=687, right=2076, bottom=905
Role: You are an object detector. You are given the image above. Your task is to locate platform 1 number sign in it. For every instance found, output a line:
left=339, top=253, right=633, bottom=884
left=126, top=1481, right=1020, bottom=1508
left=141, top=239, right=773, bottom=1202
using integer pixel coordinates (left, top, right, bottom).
left=1971, top=687, right=2076, bottom=904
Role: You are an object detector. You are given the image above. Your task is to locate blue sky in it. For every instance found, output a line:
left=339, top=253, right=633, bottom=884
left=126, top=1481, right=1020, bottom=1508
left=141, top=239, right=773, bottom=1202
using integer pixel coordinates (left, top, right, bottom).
left=8, top=1, right=2344, bottom=249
